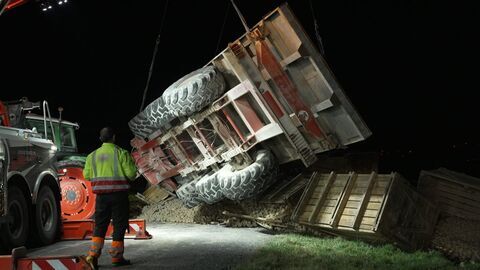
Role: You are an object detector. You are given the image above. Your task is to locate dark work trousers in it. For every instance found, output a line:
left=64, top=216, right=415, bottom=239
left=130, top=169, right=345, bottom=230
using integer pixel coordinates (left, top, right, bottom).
left=93, top=191, right=129, bottom=241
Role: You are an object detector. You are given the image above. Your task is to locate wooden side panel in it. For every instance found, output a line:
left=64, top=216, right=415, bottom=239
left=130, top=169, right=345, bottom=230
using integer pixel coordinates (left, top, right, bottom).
left=418, top=169, right=480, bottom=221
left=377, top=174, right=439, bottom=250
left=292, top=171, right=439, bottom=250
left=294, top=172, right=391, bottom=233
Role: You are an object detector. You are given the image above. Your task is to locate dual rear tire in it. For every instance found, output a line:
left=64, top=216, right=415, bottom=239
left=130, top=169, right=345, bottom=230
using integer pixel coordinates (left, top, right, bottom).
left=33, top=186, right=60, bottom=246
left=176, top=150, right=279, bottom=208
left=0, top=185, right=60, bottom=250
left=1, top=186, right=29, bottom=249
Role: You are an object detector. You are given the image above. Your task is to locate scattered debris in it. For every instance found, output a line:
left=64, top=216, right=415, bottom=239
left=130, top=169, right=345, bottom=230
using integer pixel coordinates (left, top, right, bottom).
left=432, top=216, right=480, bottom=262
left=418, top=168, right=480, bottom=262
left=137, top=196, right=291, bottom=228
left=140, top=185, right=171, bottom=204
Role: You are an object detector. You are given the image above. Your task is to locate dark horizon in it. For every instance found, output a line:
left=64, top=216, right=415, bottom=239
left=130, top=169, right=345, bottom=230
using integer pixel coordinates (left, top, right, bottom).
left=1, top=0, right=479, bottom=180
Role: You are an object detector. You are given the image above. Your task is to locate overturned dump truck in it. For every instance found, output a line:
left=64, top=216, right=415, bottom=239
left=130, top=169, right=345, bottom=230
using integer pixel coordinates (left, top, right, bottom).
left=129, top=4, right=371, bottom=208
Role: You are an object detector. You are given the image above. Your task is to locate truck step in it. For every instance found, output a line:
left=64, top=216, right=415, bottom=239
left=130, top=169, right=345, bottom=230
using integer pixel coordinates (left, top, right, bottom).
left=288, top=132, right=317, bottom=166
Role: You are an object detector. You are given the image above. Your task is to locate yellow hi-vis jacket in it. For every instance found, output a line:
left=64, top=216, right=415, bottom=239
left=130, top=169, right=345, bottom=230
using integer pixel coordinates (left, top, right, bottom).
left=83, top=143, right=137, bottom=194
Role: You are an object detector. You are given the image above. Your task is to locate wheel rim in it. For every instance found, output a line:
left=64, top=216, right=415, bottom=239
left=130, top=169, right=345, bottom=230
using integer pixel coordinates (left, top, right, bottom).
left=40, top=197, right=54, bottom=231
left=59, top=167, right=96, bottom=220
left=8, top=200, right=24, bottom=238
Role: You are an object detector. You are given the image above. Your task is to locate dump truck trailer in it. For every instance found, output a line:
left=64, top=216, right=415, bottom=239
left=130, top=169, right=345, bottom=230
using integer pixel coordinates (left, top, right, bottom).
left=129, top=4, right=371, bottom=208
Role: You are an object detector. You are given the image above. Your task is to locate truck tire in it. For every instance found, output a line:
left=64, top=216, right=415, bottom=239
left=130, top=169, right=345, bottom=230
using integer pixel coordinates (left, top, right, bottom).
left=218, top=150, right=278, bottom=201
left=176, top=179, right=203, bottom=208
left=32, top=186, right=60, bottom=245
left=0, top=186, right=29, bottom=249
left=195, top=171, right=225, bottom=205
left=128, top=111, right=156, bottom=139
left=163, top=66, right=226, bottom=117
left=144, top=97, right=174, bottom=130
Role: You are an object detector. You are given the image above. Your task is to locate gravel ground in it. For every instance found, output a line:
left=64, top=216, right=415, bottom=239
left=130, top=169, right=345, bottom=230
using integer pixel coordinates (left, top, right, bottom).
left=432, top=216, right=480, bottom=262
left=28, top=223, right=276, bottom=270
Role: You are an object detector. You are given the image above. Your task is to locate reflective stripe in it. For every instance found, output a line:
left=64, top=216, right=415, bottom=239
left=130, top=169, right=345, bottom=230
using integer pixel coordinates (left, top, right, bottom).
left=91, top=242, right=103, bottom=248
left=92, top=150, right=97, bottom=177
left=88, top=251, right=99, bottom=257
left=90, top=240, right=103, bottom=253
left=114, top=147, right=119, bottom=177
left=89, top=245, right=102, bottom=255
left=109, top=240, right=124, bottom=258
left=92, top=185, right=130, bottom=191
left=91, top=181, right=129, bottom=186
left=46, top=260, right=68, bottom=270
left=90, top=247, right=101, bottom=252
left=91, top=176, right=129, bottom=182
left=32, top=263, right=41, bottom=270
left=90, top=146, right=129, bottom=193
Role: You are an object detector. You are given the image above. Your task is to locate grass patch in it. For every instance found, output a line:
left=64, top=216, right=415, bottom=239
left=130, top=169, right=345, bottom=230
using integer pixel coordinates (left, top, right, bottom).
left=236, top=234, right=480, bottom=270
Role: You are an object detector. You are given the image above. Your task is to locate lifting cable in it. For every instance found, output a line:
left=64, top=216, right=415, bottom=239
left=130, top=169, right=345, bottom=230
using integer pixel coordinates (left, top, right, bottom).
left=139, top=0, right=170, bottom=113
left=214, top=3, right=231, bottom=56
left=308, top=0, right=326, bottom=56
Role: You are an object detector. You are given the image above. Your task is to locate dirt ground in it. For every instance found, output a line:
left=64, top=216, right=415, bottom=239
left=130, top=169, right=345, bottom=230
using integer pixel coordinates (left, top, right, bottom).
left=432, top=216, right=480, bottom=262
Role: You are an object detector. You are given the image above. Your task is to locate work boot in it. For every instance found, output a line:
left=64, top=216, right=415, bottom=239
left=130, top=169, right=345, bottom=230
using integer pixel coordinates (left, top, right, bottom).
left=112, top=258, right=131, bottom=267
left=109, top=240, right=130, bottom=267
left=85, top=255, right=99, bottom=270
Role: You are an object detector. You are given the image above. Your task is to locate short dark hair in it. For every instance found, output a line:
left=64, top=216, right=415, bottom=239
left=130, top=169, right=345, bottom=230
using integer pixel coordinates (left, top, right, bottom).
left=99, top=127, right=115, bottom=143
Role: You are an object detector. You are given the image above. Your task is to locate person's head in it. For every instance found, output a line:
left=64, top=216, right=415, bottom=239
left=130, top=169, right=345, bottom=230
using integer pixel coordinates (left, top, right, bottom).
left=99, top=127, right=115, bottom=143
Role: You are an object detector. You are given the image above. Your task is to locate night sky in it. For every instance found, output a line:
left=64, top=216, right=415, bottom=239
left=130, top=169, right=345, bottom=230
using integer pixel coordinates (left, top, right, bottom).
left=1, top=0, right=479, bottom=180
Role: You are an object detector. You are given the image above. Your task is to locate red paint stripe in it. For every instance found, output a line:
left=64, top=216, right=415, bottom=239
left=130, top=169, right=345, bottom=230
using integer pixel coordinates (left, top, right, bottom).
left=262, top=91, right=284, bottom=118
left=59, top=258, right=76, bottom=269
left=32, top=260, right=55, bottom=270
left=222, top=108, right=245, bottom=142
left=140, top=138, right=160, bottom=151
left=256, top=40, right=327, bottom=139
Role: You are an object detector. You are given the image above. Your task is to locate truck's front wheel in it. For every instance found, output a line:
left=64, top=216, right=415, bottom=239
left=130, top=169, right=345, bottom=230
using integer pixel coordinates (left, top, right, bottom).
left=0, top=186, right=30, bottom=249
left=33, top=186, right=60, bottom=245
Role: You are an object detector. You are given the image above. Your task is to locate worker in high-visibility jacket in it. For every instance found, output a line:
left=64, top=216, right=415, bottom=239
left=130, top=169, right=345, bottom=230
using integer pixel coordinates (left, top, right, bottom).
left=83, top=127, right=137, bottom=269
